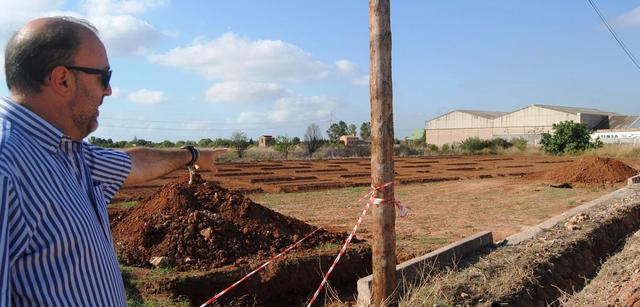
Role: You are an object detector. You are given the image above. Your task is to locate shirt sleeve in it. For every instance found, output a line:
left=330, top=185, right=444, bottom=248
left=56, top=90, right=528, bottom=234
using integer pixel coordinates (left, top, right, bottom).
left=0, top=173, right=14, bottom=306
left=82, top=143, right=132, bottom=203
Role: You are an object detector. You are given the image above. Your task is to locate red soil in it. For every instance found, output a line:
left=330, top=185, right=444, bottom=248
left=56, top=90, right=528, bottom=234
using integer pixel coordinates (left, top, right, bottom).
left=111, top=174, right=348, bottom=271
left=529, top=156, right=638, bottom=187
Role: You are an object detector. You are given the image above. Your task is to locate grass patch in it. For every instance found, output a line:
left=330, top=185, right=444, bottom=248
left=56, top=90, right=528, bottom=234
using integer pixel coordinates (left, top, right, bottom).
left=109, top=201, right=138, bottom=209
left=418, top=236, right=449, bottom=247
left=316, top=242, right=340, bottom=252
left=568, top=199, right=578, bottom=206
left=121, top=266, right=143, bottom=306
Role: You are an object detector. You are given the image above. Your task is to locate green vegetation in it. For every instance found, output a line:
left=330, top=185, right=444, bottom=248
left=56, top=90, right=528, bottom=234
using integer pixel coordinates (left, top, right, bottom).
left=230, top=131, right=250, bottom=158
left=273, top=135, right=296, bottom=159
left=459, top=137, right=526, bottom=154
left=539, top=120, right=603, bottom=155
left=360, top=122, right=371, bottom=141
left=109, top=201, right=138, bottom=209
left=316, top=242, right=340, bottom=252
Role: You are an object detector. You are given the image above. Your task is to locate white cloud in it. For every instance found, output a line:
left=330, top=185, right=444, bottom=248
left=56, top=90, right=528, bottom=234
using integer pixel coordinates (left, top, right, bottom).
left=110, top=86, right=121, bottom=97
left=615, top=6, right=640, bottom=27
left=336, top=60, right=359, bottom=74
left=335, top=59, right=368, bottom=86
left=236, top=95, right=337, bottom=123
left=0, top=1, right=166, bottom=57
left=149, top=32, right=330, bottom=82
left=91, top=14, right=163, bottom=55
left=82, top=0, right=169, bottom=16
left=128, top=88, right=166, bottom=105
left=204, top=81, right=290, bottom=103
left=0, top=1, right=65, bottom=39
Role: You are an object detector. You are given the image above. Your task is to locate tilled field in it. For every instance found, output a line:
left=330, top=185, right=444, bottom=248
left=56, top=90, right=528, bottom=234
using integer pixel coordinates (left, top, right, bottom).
left=109, top=154, right=640, bottom=306
left=113, top=155, right=604, bottom=202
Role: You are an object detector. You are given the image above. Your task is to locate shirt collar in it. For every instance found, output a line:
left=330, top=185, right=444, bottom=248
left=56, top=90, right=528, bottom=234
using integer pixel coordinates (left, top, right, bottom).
left=0, top=96, right=68, bottom=152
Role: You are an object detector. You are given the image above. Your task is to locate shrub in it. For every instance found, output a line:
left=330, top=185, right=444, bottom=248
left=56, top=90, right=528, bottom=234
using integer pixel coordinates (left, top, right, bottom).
left=512, top=137, right=528, bottom=151
left=540, top=121, right=603, bottom=155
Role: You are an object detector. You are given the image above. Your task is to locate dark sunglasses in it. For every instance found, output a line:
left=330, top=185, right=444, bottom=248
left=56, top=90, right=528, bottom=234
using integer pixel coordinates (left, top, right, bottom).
left=65, top=66, right=112, bottom=88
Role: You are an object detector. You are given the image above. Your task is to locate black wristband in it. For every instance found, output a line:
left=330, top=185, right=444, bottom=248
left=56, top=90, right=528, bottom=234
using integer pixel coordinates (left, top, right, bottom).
left=180, top=145, right=199, bottom=167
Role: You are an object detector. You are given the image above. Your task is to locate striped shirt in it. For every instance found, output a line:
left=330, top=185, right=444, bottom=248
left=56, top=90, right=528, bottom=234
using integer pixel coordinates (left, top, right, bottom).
left=0, top=96, right=131, bottom=306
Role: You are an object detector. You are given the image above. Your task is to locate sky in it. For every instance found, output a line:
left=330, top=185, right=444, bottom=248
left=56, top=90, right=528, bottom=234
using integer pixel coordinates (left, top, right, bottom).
left=1, top=0, right=639, bottom=142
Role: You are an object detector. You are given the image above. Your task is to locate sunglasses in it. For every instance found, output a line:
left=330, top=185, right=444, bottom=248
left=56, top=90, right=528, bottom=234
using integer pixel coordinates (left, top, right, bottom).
left=65, top=66, right=112, bottom=89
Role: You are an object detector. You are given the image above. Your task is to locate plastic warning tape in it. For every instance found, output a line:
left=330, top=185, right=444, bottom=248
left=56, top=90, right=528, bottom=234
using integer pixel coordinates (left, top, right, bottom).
left=199, top=227, right=322, bottom=307
left=306, top=182, right=392, bottom=307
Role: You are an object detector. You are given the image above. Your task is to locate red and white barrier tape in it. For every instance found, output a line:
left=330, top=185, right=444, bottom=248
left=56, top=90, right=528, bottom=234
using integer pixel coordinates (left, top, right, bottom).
left=199, top=227, right=322, bottom=307
left=306, top=182, right=394, bottom=307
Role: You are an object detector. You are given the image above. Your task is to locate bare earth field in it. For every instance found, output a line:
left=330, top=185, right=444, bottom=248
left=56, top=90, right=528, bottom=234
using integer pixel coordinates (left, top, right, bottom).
left=114, top=154, right=597, bottom=202
left=250, top=178, right=617, bottom=263
left=108, top=154, right=640, bottom=305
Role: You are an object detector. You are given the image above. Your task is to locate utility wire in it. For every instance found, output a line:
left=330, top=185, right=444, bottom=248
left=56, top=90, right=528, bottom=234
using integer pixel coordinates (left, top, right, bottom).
left=587, top=0, right=640, bottom=71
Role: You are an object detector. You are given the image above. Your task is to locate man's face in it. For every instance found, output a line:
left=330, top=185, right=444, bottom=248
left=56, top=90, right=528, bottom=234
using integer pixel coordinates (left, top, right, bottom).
left=69, top=33, right=112, bottom=140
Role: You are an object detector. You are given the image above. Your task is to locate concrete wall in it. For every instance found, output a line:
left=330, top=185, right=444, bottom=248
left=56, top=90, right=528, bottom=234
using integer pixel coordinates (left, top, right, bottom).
left=592, top=129, right=640, bottom=144
left=426, top=127, right=494, bottom=146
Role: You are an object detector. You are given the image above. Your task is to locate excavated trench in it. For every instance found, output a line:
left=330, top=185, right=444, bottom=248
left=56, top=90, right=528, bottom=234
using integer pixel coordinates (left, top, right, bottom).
left=432, top=184, right=640, bottom=306
left=499, top=191, right=640, bottom=305
left=166, top=244, right=371, bottom=306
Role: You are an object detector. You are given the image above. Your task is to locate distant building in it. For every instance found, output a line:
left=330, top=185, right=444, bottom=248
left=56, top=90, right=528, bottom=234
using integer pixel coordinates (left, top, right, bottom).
left=339, top=135, right=358, bottom=146
left=425, top=104, right=638, bottom=146
left=591, top=116, right=640, bottom=144
left=258, top=135, right=274, bottom=147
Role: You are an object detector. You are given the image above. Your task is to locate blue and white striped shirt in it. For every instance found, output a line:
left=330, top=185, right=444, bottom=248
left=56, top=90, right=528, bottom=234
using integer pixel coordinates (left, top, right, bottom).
left=0, top=96, right=131, bottom=306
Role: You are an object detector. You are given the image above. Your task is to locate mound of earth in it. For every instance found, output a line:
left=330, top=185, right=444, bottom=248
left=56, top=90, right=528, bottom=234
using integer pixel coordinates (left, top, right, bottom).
left=111, top=174, right=349, bottom=271
left=528, top=156, right=637, bottom=187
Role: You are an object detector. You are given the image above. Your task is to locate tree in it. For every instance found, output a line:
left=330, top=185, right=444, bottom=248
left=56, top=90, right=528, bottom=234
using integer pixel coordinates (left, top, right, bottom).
left=198, top=138, right=213, bottom=147
left=89, top=136, right=114, bottom=147
left=408, top=129, right=425, bottom=146
left=230, top=131, right=250, bottom=158
left=274, top=135, right=295, bottom=159
left=348, top=123, right=357, bottom=136
left=326, top=121, right=349, bottom=142
left=304, top=123, right=323, bottom=155
left=157, top=140, right=175, bottom=148
left=360, top=122, right=371, bottom=141
left=539, top=120, right=602, bottom=155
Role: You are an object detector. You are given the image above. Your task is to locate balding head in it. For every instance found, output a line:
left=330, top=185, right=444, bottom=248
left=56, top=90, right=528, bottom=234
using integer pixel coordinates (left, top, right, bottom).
left=4, top=17, right=99, bottom=96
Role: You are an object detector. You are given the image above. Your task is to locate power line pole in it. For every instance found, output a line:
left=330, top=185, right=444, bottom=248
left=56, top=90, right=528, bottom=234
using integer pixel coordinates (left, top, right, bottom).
left=369, top=0, right=397, bottom=306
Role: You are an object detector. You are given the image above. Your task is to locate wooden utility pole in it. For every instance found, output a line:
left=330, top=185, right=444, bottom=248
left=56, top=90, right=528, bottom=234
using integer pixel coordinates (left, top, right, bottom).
left=369, top=0, right=397, bottom=306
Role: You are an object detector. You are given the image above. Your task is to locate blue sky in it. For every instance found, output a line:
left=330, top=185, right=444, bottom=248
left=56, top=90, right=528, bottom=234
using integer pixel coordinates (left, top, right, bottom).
left=1, top=0, right=639, bottom=142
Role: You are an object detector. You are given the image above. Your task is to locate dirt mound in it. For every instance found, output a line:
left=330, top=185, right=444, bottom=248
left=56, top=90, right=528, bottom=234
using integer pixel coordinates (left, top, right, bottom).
left=111, top=174, right=348, bottom=271
left=528, top=156, right=637, bottom=186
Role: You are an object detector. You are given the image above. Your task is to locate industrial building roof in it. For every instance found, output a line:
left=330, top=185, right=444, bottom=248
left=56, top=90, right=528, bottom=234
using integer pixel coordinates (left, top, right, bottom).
left=533, top=104, right=618, bottom=116
left=607, top=115, right=640, bottom=129
left=457, top=110, right=508, bottom=119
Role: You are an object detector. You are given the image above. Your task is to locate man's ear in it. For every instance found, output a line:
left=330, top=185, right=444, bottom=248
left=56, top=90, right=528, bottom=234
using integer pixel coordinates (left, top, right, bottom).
left=48, top=66, right=74, bottom=96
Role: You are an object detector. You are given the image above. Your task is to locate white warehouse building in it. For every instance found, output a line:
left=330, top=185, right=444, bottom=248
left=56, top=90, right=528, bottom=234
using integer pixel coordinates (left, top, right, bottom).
left=425, top=104, right=639, bottom=146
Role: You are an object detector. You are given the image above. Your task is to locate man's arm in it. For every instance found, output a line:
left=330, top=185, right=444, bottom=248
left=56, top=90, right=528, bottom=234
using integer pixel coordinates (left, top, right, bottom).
left=122, top=147, right=228, bottom=185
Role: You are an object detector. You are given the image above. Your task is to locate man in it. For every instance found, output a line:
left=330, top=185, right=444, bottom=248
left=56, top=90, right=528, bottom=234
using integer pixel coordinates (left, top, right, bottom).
left=0, top=17, right=226, bottom=306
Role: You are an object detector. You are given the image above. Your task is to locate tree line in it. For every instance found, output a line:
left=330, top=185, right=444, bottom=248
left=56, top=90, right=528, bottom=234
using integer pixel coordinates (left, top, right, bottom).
left=89, top=121, right=375, bottom=158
